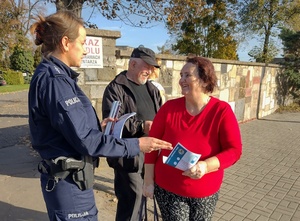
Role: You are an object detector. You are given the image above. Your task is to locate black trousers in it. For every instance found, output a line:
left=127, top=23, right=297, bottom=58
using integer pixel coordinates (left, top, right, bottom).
left=114, top=168, right=144, bottom=221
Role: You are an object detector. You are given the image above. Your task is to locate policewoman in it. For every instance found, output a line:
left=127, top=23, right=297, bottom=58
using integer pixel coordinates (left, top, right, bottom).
left=28, top=11, right=171, bottom=221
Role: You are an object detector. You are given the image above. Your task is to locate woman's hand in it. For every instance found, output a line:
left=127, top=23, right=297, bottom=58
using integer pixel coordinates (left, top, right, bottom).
left=143, top=183, right=154, bottom=199
left=100, top=117, right=117, bottom=132
left=182, top=157, right=220, bottom=179
left=182, top=161, right=208, bottom=179
left=143, top=164, right=155, bottom=199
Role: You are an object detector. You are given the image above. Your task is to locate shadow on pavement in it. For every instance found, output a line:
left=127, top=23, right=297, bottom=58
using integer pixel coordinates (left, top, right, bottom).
left=0, top=114, right=29, bottom=118
left=0, top=125, right=40, bottom=179
left=0, top=124, right=115, bottom=195
left=94, top=174, right=115, bottom=195
left=0, top=201, right=48, bottom=221
left=259, top=118, right=300, bottom=123
left=0, top=125, right=30, bottom=148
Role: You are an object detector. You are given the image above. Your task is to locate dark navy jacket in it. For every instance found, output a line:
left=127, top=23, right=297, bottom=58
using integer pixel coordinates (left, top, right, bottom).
left=28, top=56, right=139, bottom=160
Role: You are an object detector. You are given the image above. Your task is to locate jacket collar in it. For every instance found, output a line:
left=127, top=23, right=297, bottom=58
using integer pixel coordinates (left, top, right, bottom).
left=114, top=70, right=129, bottom=86
left=49, top=56, right=80, bottom=79
left=115, top=70, right=153, bottom=88
left=114, top=70, right=159, bottom=99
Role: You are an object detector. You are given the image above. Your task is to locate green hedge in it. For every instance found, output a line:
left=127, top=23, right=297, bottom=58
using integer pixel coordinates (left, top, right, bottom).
left=0, top=69, right=24, bottom=85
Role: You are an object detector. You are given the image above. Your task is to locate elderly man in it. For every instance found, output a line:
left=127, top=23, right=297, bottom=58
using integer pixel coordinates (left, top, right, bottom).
left=102, top=45, right=162, bottom=221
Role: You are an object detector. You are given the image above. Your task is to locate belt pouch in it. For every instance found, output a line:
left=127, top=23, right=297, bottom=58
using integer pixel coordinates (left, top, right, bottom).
left=72, top=156, right=94, bottom=190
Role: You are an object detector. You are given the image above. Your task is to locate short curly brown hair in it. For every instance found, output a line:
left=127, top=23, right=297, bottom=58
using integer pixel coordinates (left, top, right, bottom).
left=186, top=56, right=218, bottom=93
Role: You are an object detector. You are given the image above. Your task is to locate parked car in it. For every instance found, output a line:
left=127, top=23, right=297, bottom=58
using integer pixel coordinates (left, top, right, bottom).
left=0, top=75, right=6, bottom=86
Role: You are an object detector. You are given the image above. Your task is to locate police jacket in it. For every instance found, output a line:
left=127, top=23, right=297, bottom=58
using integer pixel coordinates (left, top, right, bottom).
left=28, top=56, right=140, bottom=160
left=102, top=71, right=162, bottom=138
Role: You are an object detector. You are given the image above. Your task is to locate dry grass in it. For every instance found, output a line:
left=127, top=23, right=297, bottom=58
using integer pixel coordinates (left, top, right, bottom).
left=275, top=103, right=300, bottom=113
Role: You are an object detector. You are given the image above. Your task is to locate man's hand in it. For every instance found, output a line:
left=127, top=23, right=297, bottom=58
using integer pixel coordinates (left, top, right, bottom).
left=138, top=137, right=172, bottom=153
left=143, top=120, right=153, bottom=134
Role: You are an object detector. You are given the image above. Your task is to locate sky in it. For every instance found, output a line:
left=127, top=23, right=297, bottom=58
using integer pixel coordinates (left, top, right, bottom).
left=87, top=14, right=171, bottom=53
left=45, top=3, right=254, bottom=62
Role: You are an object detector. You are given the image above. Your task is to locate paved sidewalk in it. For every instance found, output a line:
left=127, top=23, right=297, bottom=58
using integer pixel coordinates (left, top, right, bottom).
left=213, top=112, right=300, bottom=221
left=0, top=91, right=300, bottom=221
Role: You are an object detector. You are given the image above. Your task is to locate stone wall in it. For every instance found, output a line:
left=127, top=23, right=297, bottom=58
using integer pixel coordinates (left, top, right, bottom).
left=77, top=29, right=282, bottom=123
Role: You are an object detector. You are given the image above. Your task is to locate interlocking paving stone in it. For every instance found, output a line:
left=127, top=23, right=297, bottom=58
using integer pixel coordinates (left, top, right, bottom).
left=1, top=91, right=299, bottom=221
left=213, top=112, right=300, bottom=221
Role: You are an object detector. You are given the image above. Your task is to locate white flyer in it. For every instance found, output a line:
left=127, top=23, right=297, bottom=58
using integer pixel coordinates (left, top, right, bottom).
left=163, top=142, right=201, bottom=171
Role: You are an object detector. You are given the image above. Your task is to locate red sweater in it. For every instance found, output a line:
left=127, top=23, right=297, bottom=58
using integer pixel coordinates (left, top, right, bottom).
left=145, top=97, right=242, bottom=198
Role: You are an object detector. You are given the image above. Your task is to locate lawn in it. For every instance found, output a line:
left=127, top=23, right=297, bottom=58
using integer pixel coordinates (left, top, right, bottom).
left=0, top=84, right=30, bottom=94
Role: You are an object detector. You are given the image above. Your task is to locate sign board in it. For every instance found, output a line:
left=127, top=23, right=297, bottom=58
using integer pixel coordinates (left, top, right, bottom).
left=81, top=36, right=103, bottom=68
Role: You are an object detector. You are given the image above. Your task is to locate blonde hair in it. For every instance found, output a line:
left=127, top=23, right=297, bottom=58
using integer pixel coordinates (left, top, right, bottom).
left=149, top=58, right=161, bottom=80
left=30, top=10, right=84, bottom=57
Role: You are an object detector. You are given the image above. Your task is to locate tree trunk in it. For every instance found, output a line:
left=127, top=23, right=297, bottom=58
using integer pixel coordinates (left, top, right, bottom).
left=55, top=0, right=85, bottom=18
left=262, top=0, right=278, bottom=63
left=262, top=26, right=271, bottom=62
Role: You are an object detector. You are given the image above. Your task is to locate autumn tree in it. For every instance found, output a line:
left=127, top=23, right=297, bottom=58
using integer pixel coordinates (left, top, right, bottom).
left=0, top=0, right=46, bottom=67
left=166, top=0, right=238, bottom=60
left=45, top=1, right=240, bottom=60
left=157, top=44, right=174, bottom=55
left=0, top=0, right=19, bottom=67
left=1, top=0, right=43, bottom=49
left=46, top=0, right=166, bottom=27
left=238, top=0, right=300, bottom=63
left=248, top=41, right=279, bottom=62
left=285, top=0, right=300, bottom=32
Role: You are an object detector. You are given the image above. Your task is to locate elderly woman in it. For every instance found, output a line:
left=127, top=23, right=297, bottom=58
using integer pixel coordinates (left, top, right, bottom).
left=143, top=56, right=242, bottom=221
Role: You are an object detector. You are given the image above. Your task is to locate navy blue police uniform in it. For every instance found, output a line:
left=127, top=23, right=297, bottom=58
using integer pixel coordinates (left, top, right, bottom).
left=28, top=56, right=140, bottom=221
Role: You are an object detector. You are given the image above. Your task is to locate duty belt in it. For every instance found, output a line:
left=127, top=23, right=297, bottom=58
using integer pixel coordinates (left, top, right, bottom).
left=38, top=156, right=98, bottom=192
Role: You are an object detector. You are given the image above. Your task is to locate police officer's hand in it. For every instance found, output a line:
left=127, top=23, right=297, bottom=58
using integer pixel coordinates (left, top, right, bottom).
left=138, top=137, right=172, bottom=153
left=101, top=117, right=117, bottom=132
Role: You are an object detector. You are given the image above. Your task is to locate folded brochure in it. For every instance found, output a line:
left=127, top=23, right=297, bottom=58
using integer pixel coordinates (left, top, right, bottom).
left=163, top=143, right=201, bottom=171
left=104, top=101, right=121, bottom=135
left=111, top=112, right=136, bottom=138
left=104, top=100, right=136, bottom=138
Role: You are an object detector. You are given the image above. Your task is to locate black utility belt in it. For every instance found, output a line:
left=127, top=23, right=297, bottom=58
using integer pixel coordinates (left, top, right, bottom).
left=38, top=156, right=97, bottom=192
